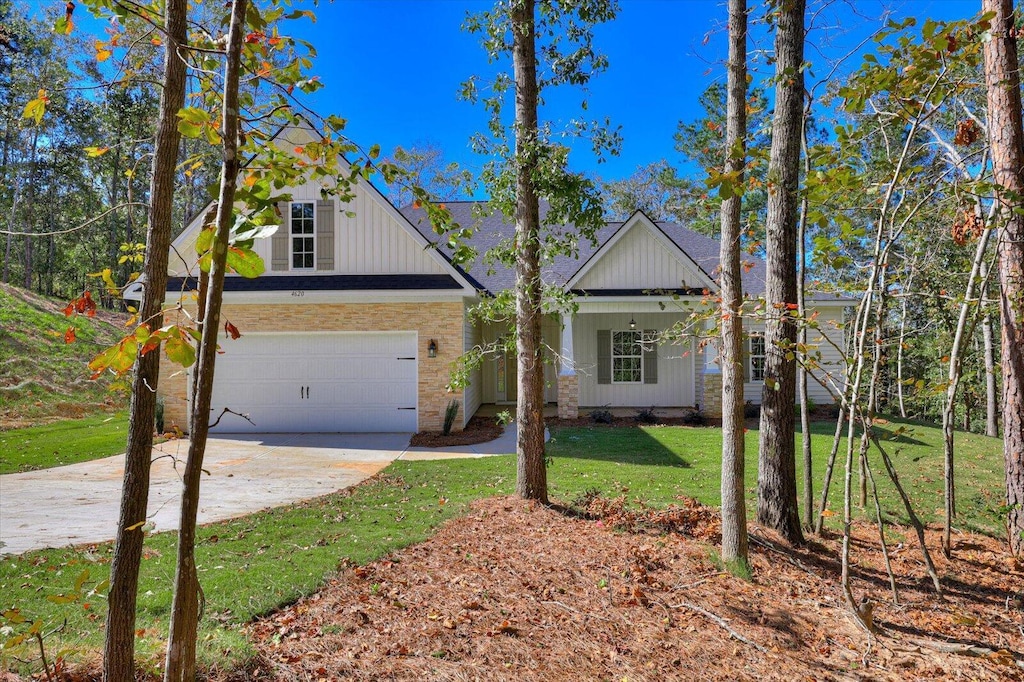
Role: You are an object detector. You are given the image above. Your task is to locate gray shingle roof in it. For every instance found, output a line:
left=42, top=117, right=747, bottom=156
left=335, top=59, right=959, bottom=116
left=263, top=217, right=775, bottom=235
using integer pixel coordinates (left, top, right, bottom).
left=399, top=201, right=769, bottom=296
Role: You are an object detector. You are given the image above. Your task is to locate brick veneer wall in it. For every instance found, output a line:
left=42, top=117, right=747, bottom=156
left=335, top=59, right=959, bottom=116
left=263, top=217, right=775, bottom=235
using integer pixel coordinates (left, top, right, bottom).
left=158, top=300, right=466, bottom=432
left=557, top=374, right=579, bottom=419
left=702, top=372, right=723, bottom=418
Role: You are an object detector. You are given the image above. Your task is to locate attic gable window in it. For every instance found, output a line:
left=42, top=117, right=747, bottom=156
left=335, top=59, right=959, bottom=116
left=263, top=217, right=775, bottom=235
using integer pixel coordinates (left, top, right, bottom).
left=290, top=201, right=315, bottom=269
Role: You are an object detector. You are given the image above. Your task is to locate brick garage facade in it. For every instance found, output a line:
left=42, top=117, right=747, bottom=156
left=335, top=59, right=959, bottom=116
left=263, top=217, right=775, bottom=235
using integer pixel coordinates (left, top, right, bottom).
left=158, top=300, right=466, bottom=433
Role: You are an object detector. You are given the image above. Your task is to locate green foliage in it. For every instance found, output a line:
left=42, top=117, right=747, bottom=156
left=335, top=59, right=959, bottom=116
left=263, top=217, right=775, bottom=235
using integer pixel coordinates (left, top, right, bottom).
left=461, top=0, right=621, bottom=273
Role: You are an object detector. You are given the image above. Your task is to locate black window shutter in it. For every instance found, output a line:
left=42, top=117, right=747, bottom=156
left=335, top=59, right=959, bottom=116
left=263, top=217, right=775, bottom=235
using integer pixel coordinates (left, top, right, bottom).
left=316, top=199, right=335, bottom=271
left=597, top=329, right=611, bottom=384
left=271, top=201, right=289, bottom=271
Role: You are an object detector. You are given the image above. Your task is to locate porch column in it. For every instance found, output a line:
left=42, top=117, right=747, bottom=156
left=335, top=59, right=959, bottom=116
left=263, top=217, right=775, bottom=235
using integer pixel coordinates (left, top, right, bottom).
left=557, top=313, right=579, bottom=419
left=703, top=333, right=723, bottom=418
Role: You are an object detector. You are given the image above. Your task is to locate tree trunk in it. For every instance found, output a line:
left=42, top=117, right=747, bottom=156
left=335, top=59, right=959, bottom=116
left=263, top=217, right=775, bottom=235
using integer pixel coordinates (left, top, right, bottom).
left=982, top=0, right=1024, bottom=556
left=757, top=0, right=805, bottom=545
left=896, top=274, right=912, bottom=418
left=102, top=0, right=188, bottom=678
left=718, top=0, right=748, bottom=568
left=941, top=208, right=994, bottom=555
left=511, top=0, right=547, bottom=503
left=163, top=2, right=245, bottom=677
left=982, top=260, right=998, bottom=437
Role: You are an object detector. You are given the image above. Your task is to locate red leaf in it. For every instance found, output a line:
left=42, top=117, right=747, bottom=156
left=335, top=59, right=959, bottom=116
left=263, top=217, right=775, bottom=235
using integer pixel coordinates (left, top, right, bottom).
left=64, top=301, right=75, bottom=317
left=244, top=32, right=264, bottom=44
left=224, top=320, right=241, bottom=340
left=785, top=303, right=799, bottom=310
left=64, top=326, right=76, bottom=344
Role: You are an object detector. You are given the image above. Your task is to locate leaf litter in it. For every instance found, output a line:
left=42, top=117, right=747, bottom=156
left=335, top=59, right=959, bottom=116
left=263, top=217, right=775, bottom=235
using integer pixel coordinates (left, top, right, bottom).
left=227, top=495, right=1023, bottom=681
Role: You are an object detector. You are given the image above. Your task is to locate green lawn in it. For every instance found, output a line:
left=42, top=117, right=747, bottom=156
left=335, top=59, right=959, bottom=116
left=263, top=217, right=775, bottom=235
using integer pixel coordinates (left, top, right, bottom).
left=0, top=411, right=130, bottom=474
left=0, top=286, right=127, bottom=423
left=0, top=417, right=1006, bottom=676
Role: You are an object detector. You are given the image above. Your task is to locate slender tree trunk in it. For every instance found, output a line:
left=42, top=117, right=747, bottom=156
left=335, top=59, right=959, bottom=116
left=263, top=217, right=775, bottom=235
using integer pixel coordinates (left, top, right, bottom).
left=981, top=260, right=998, bottom=437
left=22, top=128, right=39, bottom=291
left=719, top=0, right=748, bottom=568
left=510, top=0, right=547, bottom=503
left=757, top=0, right=805, bottom=545
left=896, top=273, right=912, bottom=418
left=4, top=181, right=19, bottom=285
left=941, top=220, right=994, bottom=555
left=163, top=3, right=245, bottom=677
left=982, top=0, right=1024, bottom=556
left=102, top=0, right=188, bottom=678
left=797, top=97, right=814, bottom=531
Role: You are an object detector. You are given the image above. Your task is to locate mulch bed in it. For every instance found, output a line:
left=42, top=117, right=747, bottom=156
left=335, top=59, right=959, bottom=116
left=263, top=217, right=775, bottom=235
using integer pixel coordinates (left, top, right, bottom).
left=234, top=494, right=1024, bottom=681
left=408, top=414, right=504, bottom=448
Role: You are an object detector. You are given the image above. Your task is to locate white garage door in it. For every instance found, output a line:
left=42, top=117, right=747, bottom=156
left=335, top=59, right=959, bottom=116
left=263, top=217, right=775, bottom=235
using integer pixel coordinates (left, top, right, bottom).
left=205, top=332, right=417, bottom=433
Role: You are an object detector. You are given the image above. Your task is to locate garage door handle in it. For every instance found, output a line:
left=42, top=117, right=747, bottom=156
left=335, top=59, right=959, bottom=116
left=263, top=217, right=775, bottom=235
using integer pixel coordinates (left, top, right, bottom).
left=397, top=357, right=415, bottom=360
left=397, top=407, right=415, bottom=410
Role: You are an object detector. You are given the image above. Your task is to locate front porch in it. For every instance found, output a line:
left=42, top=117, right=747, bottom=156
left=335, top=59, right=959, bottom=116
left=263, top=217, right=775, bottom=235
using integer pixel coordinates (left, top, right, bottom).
left=473, top=298, right=716, bottom=421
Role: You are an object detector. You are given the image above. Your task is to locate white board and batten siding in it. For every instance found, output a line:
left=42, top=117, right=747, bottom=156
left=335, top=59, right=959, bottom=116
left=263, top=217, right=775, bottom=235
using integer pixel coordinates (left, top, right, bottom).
left=574, top=312, right=696, bottom=408
left=251, top=180, right=447, bottom=277
left=741, top=305, right=847, bottom=406
left=168, top=175, right=447, bottom=279
left=207, top=331, right=418, bottom=433
left=575, top=222, right=706, bottom=291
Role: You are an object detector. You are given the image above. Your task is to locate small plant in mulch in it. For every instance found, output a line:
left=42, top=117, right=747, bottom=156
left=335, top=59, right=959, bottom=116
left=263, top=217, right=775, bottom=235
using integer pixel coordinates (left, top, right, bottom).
left=681, top=409, right=706, bottom=426
left=409, top=414, right=503, bottom=448
left=589, top=409, right=614, bottom=424
left=442, top=399, right=460, bottom=436
left=634, top=407, right=658, bottom=424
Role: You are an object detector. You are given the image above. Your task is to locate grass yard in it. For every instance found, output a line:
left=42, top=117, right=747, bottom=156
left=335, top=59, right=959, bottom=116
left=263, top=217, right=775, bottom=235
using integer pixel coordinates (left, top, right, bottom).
left=0, top=411, right=130, bottom=474
left=0, top=416, right=1007, bottom=676
left=546, top=418, right=1008, bottom=536
left=0, top=285, right=128, bottom=427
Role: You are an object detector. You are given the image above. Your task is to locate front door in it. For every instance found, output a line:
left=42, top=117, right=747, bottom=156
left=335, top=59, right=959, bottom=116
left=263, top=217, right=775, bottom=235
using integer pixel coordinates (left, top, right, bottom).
left=496, top=338, right=517, bottom=403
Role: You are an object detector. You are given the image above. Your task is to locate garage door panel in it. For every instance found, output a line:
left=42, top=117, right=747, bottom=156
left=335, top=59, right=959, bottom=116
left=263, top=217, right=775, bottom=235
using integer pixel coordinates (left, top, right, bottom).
left=207, top=332, right=417, bottom=433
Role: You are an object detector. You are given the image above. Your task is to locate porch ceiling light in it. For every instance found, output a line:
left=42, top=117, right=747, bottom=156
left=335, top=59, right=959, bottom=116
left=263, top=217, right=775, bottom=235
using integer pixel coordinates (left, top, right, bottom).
left=629, top=317, right=637, bottom=330
left=428, top=339, right=438, bottom=358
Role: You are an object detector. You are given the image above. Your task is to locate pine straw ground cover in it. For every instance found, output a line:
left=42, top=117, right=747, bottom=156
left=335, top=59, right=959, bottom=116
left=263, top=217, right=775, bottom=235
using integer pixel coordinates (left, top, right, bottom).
left=234, top=496, right=1023, bottom=682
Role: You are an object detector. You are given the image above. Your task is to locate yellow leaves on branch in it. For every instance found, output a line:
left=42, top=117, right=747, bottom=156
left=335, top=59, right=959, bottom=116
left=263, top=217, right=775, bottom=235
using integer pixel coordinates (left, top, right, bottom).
left=22, top=89, right=48, bottom=125
left=95, top=39, right=111, bottom=62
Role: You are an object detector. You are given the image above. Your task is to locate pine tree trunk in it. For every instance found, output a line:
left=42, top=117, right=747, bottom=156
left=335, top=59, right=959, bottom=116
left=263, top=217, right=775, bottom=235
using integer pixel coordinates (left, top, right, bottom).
left=102, top=0, right=188, bottom=678
left=719, top=0, right=748, bottom=567
left=982, top=0, right=1024, bottom=556
left=511, top=0, right=547, bottom=503
left=757, top=0, right=805, bottom=545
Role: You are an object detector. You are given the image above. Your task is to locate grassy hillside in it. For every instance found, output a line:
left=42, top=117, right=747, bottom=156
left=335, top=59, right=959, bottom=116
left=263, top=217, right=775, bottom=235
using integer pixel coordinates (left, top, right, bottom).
left=0, top=284, right=128, bottom=428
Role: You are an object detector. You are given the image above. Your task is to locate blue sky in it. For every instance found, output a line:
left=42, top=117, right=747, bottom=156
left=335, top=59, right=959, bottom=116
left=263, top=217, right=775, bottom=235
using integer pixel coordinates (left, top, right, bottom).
left=28, top=0, right=982, bottom=185
left=299, top=0, right=981, bottom=184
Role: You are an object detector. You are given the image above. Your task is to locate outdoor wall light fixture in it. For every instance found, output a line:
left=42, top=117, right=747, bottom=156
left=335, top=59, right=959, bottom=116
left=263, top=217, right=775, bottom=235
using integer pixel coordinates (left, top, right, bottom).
left=629, top=317, right=637, bottom=330
left=428, top=339, right=438, bottom=358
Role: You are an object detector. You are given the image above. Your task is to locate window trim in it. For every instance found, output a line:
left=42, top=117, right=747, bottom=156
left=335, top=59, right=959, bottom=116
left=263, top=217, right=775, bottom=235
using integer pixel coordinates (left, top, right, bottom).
left=749, top=332, right=766, bottom=382
left=611, top=329, right=644, bottom=384
left=289, top=200, right=316, bottom=270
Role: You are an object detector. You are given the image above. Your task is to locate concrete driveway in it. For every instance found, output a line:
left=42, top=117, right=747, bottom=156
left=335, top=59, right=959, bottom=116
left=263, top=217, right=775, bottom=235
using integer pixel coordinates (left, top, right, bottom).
left=0, top=433, right=413, bottom=556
